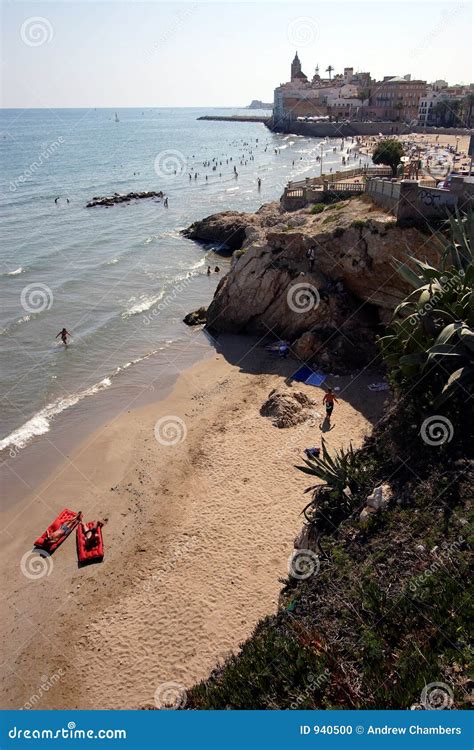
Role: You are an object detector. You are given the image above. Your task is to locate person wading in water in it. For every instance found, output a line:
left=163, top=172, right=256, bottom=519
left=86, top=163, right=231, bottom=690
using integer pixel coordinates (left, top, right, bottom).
left=56, top=327, right=72, bottom=348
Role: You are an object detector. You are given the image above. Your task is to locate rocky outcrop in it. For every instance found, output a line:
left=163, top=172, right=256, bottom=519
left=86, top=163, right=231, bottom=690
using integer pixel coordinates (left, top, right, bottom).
left=183, top=307, right=207, bottom=326
left=197, top=198, right=439, bottom=340
left=184, top=197, right=440, bottom=368
left=86, top=191, right=163, bottom=208
left=182, top=203, right=285, bottom=251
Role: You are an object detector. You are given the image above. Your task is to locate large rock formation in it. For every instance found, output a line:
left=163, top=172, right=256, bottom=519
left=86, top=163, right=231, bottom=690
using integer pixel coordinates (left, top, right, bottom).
left=184, top=197, right=440, bottom=368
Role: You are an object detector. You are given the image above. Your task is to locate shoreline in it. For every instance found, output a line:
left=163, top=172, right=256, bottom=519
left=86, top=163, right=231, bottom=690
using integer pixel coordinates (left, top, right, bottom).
left=0, top=334, right=388, bottom=709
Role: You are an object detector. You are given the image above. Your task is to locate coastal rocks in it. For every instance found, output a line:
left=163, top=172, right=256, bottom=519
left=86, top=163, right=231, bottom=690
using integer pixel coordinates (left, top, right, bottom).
left=199, top=198, right=440, bottom=342
left=183, top=307, right=207, bottom=326
left=359, top=484, right=393, bottom=521
left=260, top=388, right=316, bottom=428
left=182, top=203, right=284, bottom=251
left=183, top=211, right=254, bottom=251
left=86, top=191, right=164, bottom=208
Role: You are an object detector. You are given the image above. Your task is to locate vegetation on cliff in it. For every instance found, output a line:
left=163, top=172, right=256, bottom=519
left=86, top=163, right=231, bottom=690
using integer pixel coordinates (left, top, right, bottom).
left=185, top=212, right=473, bottom=710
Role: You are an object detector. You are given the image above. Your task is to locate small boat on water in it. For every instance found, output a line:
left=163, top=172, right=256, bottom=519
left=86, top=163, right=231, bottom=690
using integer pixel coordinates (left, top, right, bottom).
left=114, top=112, right=119, bottom=123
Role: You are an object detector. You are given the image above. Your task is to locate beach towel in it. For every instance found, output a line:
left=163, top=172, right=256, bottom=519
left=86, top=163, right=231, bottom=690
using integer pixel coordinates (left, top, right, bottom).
left=34, top=508, right=79, bottom=554
left=76, top=522, right=104, bottom=566
left=292, top=365, right=326, bottom=387
left=368, top=382, right=390, bottom=392
left=305, top=447, right=321, bottom=459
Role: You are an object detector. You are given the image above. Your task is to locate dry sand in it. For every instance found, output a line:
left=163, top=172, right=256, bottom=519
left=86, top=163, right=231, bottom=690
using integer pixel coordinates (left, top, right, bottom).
left=0, top=339, right=387, bottom=709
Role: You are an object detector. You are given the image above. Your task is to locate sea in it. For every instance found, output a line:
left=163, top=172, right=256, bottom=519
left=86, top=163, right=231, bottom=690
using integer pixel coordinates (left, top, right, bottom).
left=0, top=107, right=371, bottom=499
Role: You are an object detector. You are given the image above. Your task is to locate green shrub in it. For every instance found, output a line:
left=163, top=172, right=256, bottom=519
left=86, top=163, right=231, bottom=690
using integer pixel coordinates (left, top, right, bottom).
left=311, top=203, right=325, bottom=215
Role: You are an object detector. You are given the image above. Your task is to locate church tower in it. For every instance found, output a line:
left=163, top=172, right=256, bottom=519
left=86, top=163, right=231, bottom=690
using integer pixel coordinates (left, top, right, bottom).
left=290, top=52, right=307, bottom=83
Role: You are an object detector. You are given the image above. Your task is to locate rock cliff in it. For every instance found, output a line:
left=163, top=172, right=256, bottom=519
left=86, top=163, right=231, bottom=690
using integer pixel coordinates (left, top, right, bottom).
left=184, top=197, right=440, bottom=369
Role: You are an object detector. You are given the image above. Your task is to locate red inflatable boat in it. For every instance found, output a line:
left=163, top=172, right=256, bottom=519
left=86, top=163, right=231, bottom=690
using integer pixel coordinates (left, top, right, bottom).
left=34, top=508, right=80, bottom=553
left=76, top=522, right=104, bottom=565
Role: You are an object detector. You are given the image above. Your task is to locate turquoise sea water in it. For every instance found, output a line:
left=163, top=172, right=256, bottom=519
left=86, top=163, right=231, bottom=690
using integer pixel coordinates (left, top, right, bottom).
left=0, top=107, right=371, bottom=455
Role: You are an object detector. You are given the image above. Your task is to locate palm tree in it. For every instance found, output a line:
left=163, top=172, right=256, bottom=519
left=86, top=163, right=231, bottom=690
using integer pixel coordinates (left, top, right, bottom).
left=325, top=65, right=334, bottom=81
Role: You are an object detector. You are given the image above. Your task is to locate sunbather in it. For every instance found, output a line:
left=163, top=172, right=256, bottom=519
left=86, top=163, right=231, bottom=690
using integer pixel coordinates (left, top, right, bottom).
left=81, top=520, right=104, bottom=547
left=45, top=512, right=82, bottom=544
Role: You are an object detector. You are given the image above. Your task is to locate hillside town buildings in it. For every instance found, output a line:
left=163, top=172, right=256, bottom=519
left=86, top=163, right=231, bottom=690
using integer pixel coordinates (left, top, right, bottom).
left=273, top=53, right=473, bottom=128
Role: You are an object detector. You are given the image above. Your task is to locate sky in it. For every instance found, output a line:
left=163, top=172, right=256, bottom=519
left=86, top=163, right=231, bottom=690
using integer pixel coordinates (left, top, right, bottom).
left=1, top=0, right=472, bottom=108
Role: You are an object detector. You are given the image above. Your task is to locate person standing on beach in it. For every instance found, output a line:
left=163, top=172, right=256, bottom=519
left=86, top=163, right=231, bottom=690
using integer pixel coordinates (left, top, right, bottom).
left=306, top=246, right=316, bottom=272
left=56, top=327, right=72, bottom=348
left=323, top=388, right=338, bottom=424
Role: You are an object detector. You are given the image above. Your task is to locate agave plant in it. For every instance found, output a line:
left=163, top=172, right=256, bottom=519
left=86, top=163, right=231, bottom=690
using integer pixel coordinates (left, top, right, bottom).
left=295, top=439, right=358, bottom=531
left=379, top=210, right=474, bottom=402
left=295, top=438, right=356, bottom=493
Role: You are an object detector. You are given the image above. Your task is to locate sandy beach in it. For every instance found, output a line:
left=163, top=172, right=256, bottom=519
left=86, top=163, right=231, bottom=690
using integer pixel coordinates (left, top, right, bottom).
left=0, top=336, right=387, bottom=710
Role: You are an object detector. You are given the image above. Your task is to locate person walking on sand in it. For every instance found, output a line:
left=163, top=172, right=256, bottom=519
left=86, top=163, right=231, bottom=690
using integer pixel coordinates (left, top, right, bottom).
left=323, top=388, right=338, bottom=424
left=56, top=327, right=72, bottom=348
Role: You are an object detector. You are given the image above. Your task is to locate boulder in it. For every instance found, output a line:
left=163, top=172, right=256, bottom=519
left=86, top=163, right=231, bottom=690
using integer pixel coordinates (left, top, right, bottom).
left=183, top=307, right=207, bottom=326
left=359, top=484, right=393, bottom=521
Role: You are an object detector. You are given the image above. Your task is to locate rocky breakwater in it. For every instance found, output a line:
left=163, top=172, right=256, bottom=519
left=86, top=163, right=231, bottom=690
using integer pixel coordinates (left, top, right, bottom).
left=184, top=197, right=440, bottom=371
left=86, top=191, right=164, bottom=208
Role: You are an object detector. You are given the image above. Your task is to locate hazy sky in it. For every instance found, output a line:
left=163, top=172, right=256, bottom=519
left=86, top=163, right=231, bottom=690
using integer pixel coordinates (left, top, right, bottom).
left=1, top=1, right=472, bottom=108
